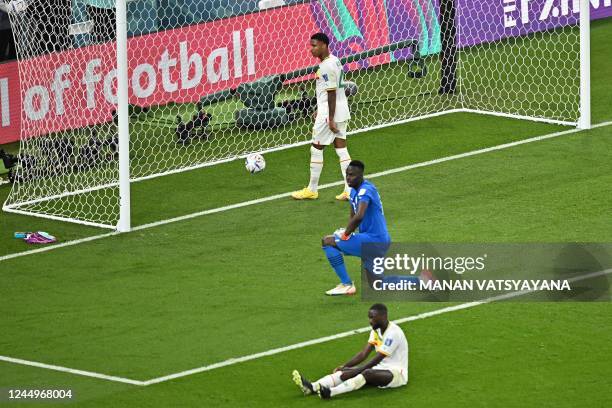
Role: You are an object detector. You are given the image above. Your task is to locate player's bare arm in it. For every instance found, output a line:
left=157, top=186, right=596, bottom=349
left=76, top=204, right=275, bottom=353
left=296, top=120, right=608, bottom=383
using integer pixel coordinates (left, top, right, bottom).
left=352, top=351, right=387, bottom=374
left=336, top=352, right=388, bottom=384
left=348, top=204, right=355, bottom=226
left=321, top=196, right=367, bottom=246
left=335, top=343, right=374, bottom=373
left=327, top=89, right=338, bottom=133
left=344, top=201, right=368, bottom=236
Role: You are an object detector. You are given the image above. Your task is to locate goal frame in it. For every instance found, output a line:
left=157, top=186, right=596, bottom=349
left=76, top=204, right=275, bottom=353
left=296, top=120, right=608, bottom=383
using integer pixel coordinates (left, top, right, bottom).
left=2, top=0, right=592, bottom=232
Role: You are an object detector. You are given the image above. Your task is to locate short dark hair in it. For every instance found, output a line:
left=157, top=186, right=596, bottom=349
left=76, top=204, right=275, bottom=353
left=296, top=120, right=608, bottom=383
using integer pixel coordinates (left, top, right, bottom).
left=348, top=160, right=365, bottom=172
left=369, top=303, right=387, bottom=315
left=311, top=32, right=330, bottom=46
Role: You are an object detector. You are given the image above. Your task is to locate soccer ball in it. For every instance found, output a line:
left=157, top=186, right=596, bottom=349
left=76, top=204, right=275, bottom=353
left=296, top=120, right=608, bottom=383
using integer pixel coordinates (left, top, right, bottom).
left=245, top=153, right=266, bottom=174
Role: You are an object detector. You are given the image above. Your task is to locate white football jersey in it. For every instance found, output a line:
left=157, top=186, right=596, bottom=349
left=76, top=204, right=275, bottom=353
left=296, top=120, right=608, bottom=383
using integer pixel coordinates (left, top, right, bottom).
left=368, top=322, right=409, bottom=372
left=315, top=55, right=350, bottom=123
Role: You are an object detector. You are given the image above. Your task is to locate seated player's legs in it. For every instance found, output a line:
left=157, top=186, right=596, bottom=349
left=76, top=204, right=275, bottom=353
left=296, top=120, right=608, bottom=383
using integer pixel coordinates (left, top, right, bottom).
left=361, top=368, right=395, bottom=387
left=316, top=367, right=403, bottom=399
left=292, top=365, right=406, bottom=399
left=293, top=367, right=358, bottom=397
left=365, top=366, right=408, bottom=388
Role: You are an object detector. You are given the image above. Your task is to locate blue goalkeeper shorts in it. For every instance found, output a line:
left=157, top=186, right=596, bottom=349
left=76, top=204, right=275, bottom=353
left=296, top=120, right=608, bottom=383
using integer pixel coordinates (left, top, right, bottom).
left=334, top=233, right=390, bottom=257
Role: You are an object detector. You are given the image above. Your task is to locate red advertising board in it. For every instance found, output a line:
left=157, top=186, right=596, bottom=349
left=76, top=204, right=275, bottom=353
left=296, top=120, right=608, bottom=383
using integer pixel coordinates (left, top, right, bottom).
left=0, top=61, right=20, bottom=144
left=1, top=1, right=611, bottom=145
left=0, top=3, right=318, bottom=144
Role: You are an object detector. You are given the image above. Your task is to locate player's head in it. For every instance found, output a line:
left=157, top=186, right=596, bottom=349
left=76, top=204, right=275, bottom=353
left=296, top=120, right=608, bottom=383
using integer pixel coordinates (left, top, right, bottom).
left=346, top=160, right=365, bottom=189
left=368, top=303, right=388, bottom=330
left=310, top=33, right=330, bottom=59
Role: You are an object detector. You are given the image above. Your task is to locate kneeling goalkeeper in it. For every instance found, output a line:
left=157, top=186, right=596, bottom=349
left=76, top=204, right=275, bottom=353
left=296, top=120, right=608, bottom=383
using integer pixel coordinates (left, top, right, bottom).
left=320, top=160, right=391, bottom=296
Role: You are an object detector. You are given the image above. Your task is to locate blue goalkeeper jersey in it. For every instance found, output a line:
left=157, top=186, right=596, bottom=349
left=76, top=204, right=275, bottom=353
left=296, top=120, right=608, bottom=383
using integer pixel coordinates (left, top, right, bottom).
left=349, top=180, right=390, bottom=241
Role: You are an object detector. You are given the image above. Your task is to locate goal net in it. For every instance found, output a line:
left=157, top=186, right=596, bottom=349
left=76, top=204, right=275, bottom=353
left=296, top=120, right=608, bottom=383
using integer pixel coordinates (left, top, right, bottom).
left=2, top=0, right=589, bottom=229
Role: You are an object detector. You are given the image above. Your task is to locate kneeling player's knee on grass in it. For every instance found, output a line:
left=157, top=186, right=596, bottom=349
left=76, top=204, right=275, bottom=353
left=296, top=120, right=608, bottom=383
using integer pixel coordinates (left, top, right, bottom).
left=322, top=236, right=335, bottom=247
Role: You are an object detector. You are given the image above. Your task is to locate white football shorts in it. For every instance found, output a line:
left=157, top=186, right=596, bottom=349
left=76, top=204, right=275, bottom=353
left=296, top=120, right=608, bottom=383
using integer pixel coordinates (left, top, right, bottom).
left=372, top=365, right=408, bottom=389
left=312, top=120, right=348, bottom=146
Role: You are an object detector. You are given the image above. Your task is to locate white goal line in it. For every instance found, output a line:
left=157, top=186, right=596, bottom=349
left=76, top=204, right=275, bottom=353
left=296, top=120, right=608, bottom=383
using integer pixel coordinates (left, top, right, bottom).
left=0, top=108, right=575, bottom=219
left=0, top=119, right=609, bottom=265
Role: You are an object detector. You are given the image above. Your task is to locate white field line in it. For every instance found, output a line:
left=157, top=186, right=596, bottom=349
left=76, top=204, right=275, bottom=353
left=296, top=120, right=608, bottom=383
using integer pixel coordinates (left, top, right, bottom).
left=1, top=206, right=116, bottom=229
left=0, top=108, right=577, bottom=210
left=1, top=110, right=465, bottom=210
left=141, top=268, right=612, bottom=386
left=2, top=268, right=609, bottom=386
left=0, top=355, right=145, bottom=386
left=0, top=231, right=119, bottom=262
left=1, top=120, right=610, bottom=266
left=461, top=109, right=576, bottom=127
left=126, top=120, right=612, bottom=233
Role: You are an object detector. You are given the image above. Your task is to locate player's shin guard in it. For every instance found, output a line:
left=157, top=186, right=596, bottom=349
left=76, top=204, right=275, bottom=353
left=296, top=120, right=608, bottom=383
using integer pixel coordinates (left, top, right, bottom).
left=323, top=245, right=351, bottom=285
left=308, top=146, right=324, bottom=192
left=313, top=372, right=343, bottom=389
left=330, top=374, right=366, bottom=397
left=335, top=147, right=351, bottom=192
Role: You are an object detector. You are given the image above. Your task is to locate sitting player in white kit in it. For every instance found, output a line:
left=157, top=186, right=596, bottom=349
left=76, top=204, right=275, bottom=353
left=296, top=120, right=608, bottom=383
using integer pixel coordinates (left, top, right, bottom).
left=292, top=303, right=408, bottom=399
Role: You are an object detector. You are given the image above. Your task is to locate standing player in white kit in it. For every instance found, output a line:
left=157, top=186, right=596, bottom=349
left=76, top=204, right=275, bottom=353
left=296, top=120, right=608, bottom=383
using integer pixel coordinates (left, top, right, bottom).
left=292, top=32, right=352, bottom=201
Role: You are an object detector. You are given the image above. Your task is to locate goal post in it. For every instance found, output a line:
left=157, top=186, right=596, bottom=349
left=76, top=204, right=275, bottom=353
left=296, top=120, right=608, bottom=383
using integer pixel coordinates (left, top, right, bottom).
left=579, top=0, right=591, bottom=130
left=116, top=0, right=131, bottom=232
left=439, top=0, right=457, bottom=95
left=1, top=0, right=593, bottom=230
left=455, top=0, right=590, bottom=127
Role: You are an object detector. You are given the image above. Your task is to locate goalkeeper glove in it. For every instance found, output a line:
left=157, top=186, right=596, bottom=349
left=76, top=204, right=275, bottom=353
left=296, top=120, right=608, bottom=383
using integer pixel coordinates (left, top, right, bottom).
left=333, top=227, right=351, bottom=241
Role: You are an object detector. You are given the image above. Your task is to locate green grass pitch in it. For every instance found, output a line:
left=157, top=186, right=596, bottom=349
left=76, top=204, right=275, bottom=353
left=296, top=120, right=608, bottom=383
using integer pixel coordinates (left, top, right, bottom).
left=0, top=18, right=611, bottom=407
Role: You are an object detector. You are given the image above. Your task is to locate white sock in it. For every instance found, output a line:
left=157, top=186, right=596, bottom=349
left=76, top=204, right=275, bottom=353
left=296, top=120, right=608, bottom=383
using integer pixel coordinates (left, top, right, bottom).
left=308, top=146, right=324, bottom=192
left=335, top=147, right=351, bottom=192
left=313, top=371, right=343, bottom=389
left=330, top=374, right=366, bottom=397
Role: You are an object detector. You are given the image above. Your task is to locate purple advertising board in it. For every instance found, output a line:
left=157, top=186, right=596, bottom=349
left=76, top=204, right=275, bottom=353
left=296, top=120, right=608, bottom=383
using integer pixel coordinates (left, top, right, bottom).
left=310, top=0, right=612, bottom=56
left=457, top=0, right=612, bottom=48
